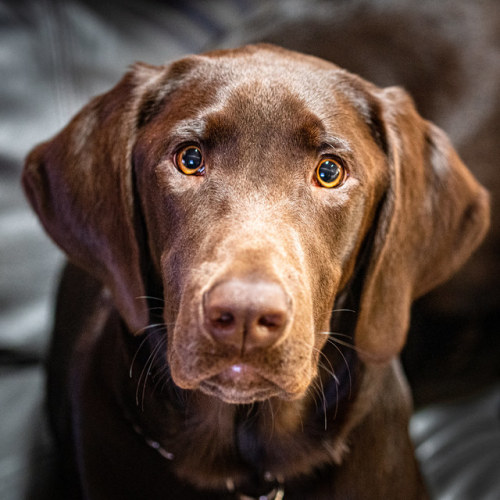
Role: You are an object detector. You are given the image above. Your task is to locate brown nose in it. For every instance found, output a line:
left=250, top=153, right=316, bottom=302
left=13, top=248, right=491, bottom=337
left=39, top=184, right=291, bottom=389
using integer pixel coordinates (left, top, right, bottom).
left=203, top=279, right=290, bottom=353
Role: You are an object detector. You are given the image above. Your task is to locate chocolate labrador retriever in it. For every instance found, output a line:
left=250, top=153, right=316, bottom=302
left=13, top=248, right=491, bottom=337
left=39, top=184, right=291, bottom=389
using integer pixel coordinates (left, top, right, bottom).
left=23, top=45, right=489, bottom=499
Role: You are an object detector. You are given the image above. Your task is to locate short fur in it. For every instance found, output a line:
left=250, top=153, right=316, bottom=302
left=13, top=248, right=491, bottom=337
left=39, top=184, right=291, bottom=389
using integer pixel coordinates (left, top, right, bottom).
left=23, top=45, right=489, bottom=499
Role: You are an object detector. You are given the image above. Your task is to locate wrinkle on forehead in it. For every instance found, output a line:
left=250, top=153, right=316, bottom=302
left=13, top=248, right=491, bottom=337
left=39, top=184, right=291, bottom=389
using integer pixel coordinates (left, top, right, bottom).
left=190, top=83, right=347, bottom=163
left=155, top=46, right=377, bottom=147
left=157, top=51, right=372, bottom=159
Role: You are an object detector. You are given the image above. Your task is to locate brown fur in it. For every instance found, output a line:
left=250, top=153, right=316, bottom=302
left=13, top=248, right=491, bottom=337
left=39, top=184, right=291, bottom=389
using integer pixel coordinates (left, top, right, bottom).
left=23, top=44, right=489, bottom=499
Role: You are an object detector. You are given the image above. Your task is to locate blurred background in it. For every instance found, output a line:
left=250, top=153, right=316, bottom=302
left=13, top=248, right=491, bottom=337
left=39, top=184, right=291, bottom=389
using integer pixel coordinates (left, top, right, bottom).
left=1, top=1, right=499, bottom=498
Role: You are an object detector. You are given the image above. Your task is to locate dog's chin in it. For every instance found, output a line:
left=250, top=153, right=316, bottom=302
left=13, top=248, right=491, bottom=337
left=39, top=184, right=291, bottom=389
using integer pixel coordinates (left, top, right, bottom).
left=198, top=364, right=294, bottom=404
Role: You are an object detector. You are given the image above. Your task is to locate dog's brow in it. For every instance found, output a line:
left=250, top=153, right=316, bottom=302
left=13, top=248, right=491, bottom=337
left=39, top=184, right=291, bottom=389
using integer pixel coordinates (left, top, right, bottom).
left=169, top=120, right=207, bottom=143
left=319, top=135, right=353, bottom=156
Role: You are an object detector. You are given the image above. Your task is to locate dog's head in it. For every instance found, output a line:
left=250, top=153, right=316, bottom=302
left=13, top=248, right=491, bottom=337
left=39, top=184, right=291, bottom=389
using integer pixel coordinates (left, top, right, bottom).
left=24, top=45, right=489, bottom=404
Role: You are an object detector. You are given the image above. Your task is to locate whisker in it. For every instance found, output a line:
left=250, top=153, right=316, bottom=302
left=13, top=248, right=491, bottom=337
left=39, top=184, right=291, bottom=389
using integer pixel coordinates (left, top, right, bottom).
left=133, top=322, right=167, bottom=336
left=319, top=331, right=354, bottom=340
left=317, top=347, right=337, bottom=379
left=297, top=333, right=356, bottom=420
left=148, top=306, right=166, bottom=313
left=307, top=379, right=320, bottom=409
left=135, top=333, right=166, bottom=409
left=315, top=308, right=358, bottom=323
left=296, top=338, right=336, bottom=380
left=136, top=295, right=165, bottom=303
left=130, top=331, right=154, bottom=378
left=130, top=323, right=167, bottom=377
left=265, top=399, right=276, bottom=440
left=152, top=365, right=172, bottom=395
left=325, top=340, right=352, bottom=401
left=315, top=367, right=328, bottom=430
left=325, top=335, right=372, bottom=359
left=316, top=354, right=341, bottom=421
left=140, top=337, right=167, bottom=410
left=294, top=338, right=340, bottom=423
left=245, top=402, right=256, bottom=419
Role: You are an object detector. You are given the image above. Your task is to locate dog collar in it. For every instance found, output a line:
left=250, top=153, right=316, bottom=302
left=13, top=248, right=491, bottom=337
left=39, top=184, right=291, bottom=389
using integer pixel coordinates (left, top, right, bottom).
left=226, top=476, right=285, bottom=500
left=129, top=415, right=285, bottom=499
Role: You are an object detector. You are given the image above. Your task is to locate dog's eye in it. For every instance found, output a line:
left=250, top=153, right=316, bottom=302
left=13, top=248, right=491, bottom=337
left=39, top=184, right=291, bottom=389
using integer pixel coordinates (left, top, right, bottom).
left=175, top=145, right=205, bottom=175
left=316, top=158, right=346, bottom=188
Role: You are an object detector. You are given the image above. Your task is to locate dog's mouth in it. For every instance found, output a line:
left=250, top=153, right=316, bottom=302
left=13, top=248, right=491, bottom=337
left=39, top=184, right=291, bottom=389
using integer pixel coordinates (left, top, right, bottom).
left=199, top=363, right=286, bottom=404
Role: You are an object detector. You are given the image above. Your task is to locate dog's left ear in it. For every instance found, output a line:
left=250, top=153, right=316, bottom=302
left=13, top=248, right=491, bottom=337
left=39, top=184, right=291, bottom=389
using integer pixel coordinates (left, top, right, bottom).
left=355, top=87, right=490, bottom=363
left=22, top=63, right=166, bottom=334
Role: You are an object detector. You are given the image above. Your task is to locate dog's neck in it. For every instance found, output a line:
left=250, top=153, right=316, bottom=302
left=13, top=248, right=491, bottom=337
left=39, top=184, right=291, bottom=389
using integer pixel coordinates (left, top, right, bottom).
left=117, top=319, right=359, bottom=494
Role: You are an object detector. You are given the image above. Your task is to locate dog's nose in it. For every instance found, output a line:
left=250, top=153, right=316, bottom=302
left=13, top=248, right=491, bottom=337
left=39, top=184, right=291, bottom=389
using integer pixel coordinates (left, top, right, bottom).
left=203, top=279, right=290, bottom=352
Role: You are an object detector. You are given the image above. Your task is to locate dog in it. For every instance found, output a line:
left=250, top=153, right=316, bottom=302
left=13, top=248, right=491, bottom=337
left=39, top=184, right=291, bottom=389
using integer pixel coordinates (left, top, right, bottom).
left=23, top=44, right=489, bottom=499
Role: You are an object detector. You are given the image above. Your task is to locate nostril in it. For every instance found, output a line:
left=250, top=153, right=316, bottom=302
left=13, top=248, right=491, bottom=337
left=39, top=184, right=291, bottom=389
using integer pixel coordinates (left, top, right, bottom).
left=258, top=313, right=286, bottom=330
left=205, top=305, right=242, bottom=349
left=211, top=311, right=235, bottom=328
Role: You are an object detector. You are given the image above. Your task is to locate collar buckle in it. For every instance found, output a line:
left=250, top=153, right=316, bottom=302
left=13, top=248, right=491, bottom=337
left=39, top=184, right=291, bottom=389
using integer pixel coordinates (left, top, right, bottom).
left=237, top=483, right=285, bottom=500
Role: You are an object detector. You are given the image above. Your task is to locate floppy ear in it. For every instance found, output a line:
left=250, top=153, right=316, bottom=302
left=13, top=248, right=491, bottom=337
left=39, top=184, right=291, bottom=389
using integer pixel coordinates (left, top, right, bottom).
left=22, top=62, right=167, bottom=334
left=355, top=87, right=490, bottom=363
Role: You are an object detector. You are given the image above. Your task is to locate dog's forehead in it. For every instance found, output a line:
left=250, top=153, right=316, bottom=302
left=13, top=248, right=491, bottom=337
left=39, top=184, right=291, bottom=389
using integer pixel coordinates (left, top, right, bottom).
left=190, top=47, right=346, bottom=110
left=160, top=47, right=374, bottom=150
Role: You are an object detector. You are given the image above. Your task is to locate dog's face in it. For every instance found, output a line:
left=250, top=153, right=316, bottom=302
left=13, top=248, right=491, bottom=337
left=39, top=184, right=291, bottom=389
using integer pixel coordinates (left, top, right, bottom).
left=23, top=45, right=489, bottom=404
left=133, top=50, right=388, bottom=403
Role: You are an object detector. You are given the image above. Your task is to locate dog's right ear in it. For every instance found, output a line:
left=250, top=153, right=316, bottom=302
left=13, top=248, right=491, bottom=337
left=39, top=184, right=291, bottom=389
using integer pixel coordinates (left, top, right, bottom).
left=22, top=62, right=167, bottom=334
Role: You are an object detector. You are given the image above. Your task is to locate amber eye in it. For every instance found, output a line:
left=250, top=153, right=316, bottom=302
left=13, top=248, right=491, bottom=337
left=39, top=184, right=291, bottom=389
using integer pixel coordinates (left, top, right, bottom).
left=175, top=145, right=205, bottom=175
left=316, top=158, right=345, bottom=188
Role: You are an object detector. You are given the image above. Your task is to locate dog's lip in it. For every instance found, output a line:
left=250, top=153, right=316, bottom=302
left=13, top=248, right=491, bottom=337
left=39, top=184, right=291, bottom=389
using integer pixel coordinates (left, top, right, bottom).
left=199, top=363, right=283, bottom=403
